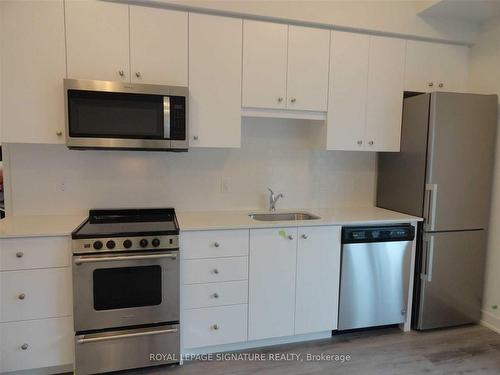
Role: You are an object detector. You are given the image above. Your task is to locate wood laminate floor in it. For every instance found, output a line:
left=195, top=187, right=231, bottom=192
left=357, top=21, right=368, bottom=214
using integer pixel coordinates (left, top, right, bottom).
left=133, top=325, right=500, bottom=375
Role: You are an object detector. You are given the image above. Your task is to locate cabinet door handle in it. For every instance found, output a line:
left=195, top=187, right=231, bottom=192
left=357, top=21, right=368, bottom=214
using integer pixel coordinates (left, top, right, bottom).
left=212, top=268, right=219, bottom=274
left=16, top=251, right=24, bottom=258
left=213, top=242, right=220, bottom=248
left=369, top=140, right=374, bottom=145
left=290, top=98, right=296, bottom=103
left=212, top=324, right=220, bottom=330
left=301, top=234, right=308, bottom=239
left=357, top=140, right=363, bottom=145
left=193, top=135, right=198, bottom=141
left=135, top=72, right=141, bottom=78
left=277, top=97, right=283, bottom=103
left=428, top=82, right=434, bottom=87
left=118, top=70, right=125, bottom=77
left=287, top=235, right=294, bottom=240
left=438, top=83, right=444, bottom=88
left=212, top=293, right=219, bottom=299
left=18, top=293, right=26, bottom=300
left=56, top=131, right=63, bottom=137
left=21, top=344, right=29, bottom=350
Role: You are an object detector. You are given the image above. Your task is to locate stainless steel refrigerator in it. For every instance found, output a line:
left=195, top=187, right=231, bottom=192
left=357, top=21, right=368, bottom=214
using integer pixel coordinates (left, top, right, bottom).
left=377, top=92, right=498, bottom=330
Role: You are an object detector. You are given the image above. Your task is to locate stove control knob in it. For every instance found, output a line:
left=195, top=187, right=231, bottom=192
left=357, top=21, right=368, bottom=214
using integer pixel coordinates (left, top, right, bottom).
left=93, top=241, right=103, bottom=250
left=140, top=239, right=149, bottom=248
left=152, top=238, right=160, bottom=247
left=123, top=240, right=132, bottom=249
left=106, top=240, right=116, bottom=249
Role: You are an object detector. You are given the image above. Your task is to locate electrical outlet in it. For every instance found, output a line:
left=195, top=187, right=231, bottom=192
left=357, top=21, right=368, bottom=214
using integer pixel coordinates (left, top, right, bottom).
left=220, top=177, right=231, bottom=193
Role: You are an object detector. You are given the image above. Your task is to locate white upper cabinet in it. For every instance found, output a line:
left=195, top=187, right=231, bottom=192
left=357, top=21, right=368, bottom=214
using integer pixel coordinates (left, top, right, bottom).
left=129, top=6, right=188, bottom=86
left=242, top=21, right=329, bottom=112
left=189, top=13, right=242, bottom=148
left=327, top=31, right=370, bottom=151
left=327, top=33, right=405, bottom=152
left=65, top=0, right=130, bottom=82
left=295, top=226, right=341, bottom=334
left=405, top=40, right=468, bottom=93
left=365, top=36, right=406, bottom=152
left=0, top=0, right=66, bottom=144
left=242, top=20, right=288, bottom=110
left=287, top=25, right=330, bottom=111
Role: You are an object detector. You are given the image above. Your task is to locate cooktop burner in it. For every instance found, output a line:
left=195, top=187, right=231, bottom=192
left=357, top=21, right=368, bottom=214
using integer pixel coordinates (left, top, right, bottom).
left=72, top=208, right=179, bottom=254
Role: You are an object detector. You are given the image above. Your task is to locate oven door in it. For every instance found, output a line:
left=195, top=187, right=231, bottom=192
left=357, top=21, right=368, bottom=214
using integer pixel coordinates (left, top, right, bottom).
left=73, top=251, right=179, bottom=332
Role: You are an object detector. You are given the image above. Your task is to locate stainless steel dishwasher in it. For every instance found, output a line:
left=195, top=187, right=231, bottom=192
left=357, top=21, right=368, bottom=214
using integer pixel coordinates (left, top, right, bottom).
left=338, top=225, right=415, bottom=330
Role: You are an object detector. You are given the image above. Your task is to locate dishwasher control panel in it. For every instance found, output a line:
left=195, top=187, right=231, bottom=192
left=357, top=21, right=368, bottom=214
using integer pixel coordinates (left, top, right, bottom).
left=342, top=225, right=415, bottom=243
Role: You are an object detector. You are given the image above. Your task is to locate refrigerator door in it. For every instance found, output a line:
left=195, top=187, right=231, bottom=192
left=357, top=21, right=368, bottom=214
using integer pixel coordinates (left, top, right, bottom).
left=425, top=93, right=497, bottom=231
left=377, top=93, right=430, bottom=217
left=417, top=229, right=485, bottom=330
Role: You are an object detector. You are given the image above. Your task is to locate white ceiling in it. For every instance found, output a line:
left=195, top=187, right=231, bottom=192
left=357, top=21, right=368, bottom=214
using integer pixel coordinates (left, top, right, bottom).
left=419, top=0, right=500, bottom=24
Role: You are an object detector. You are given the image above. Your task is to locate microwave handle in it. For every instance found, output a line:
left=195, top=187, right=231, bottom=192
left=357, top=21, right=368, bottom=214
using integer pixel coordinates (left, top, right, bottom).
left=163, top=97, right=170, bottom=139
left=74, top=252, right=177, bottom=265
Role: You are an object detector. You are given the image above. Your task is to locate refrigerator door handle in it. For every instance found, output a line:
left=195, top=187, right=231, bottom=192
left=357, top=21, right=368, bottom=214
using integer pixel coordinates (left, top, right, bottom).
left=424, top=184, right=438, bottom=231
left=420, top=235, right=435, bottom=282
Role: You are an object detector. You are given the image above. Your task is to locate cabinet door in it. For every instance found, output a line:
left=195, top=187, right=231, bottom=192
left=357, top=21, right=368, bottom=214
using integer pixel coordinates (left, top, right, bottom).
left=189, top=14, right=242, bottom=148
left=295, top=226, right=341, bottom=334
left=0, top=0, right=66, bottom=144
left=249, top=228, right=297, bottom=340
left=130, top=6, right=188, bottom=85
left=286, top=25, right=330, bottom=111
left=326, top=31, right=370, bottom=150
left=242, top=20, right=288, bottom=109
left=365, top=36, right=406, bottom=152
left=433, top=44, right=468, bottom=92
left=405, top=41, right=468, bottom=93
left=65, top=0, right=129, bottom=81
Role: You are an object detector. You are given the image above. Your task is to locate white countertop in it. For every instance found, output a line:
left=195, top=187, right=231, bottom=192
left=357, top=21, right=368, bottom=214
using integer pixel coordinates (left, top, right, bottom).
left=0, top=215, right=86, bottom=238
left=0, top=207, right=421, bottom=238
left=177, top=207, right=422, bottom=231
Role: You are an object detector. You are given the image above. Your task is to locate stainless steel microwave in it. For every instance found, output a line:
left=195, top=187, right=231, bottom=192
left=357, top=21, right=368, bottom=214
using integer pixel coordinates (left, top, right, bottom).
left=64, top=79, right=188, bottom=151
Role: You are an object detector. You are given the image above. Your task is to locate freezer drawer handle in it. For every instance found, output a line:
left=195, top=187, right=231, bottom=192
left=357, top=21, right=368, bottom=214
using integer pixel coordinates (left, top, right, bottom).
left=74, top=252, right=177, bottom=265
left=76, top=327, right=178, bottom=344
left=420, top=236, right=435, bottom=282
left=424, top=184, right=438, bottom=231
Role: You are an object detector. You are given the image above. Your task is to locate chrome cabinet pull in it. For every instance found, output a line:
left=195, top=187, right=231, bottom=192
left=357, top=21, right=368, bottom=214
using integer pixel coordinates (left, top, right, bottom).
left=18, top=293, right=26, bottom=300
left=118, top=70, right=125, bottom=77
left=287, top=235, right=294, bottom=240
left=357, top=140, right=363, bottom=145
left=16, top=251, right=24, bottom=258
left=277, top=97, right=283, bottom=103
left=21, top=344, right=29, bottom=350
left=214, top=242, right=220, bottom=248
left=212, top=324, right=220, bottom=330
left=368, top=140, right=374, bottom=145
left=290, top=98, right=296, bottom=103
left=428, top=82, right=434, bottom=87
left=213, top=268, right=219, bottom=274
left=56, top=131, right=63, bottom=137
left=301, top=234, right=308, bottom=239
left=193, top=135, right=198, bottom=141
left=438, top=83, right=444, bottom=88
left=74, top=252, right=177, bottom=265
left=212, top=293, right=219, bottom=299
left=77, top=328, right=178, bottom=344
left=135, top=72, right=141, bottom=78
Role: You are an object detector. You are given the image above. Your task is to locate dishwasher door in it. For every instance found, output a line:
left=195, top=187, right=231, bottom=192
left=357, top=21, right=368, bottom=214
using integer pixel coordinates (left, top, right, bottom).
left=338, top=238, right=412, bottom=330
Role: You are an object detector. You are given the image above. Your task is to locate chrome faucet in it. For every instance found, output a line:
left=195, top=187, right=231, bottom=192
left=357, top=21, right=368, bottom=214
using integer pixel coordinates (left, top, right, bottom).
left=268, top=187, right=284, bottom=212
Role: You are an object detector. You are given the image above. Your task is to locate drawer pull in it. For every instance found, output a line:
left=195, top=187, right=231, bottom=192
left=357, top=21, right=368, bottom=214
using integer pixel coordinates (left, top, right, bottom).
left=21, top=343, right=29, bottom=350
left=301, top=234, right=308, bottom=239
left=214, top=242, right=220, bottom=248
left=213, top=269, right=219, bottom=274
left=212, top=324, right=220, bottom=330
left=288, top=235, right=294, bottom=240
left=18, top=293, right=26, bottom=300
left=212, top=293, right=219, bottom=299
left=16, top=251, right=24, bottom=258
left=77, top=327, right=178, bottom=344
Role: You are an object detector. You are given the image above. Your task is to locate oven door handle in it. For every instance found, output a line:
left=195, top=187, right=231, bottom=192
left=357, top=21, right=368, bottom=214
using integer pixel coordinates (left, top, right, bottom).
left=74, top=252, right=177, bottom=265
left=76, top=327, right=178, bottom=344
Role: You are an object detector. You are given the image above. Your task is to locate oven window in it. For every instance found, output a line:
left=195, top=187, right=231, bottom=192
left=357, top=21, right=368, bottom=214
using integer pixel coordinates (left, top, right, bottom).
left=93, top=266, right=162, bottom=310
left=68, top=90, right=164, bottom=139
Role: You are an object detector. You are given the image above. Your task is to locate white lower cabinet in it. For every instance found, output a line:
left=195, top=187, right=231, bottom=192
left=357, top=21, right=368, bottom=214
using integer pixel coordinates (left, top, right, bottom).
left=183, top=257, right=248, bottom=284
left=0, top=317, right=74, bottom=373
left=0, top=236, right=73, bottom=374
left=248, top=227, right=297, bottom=340
left=295, top=226, right=341, bottom=334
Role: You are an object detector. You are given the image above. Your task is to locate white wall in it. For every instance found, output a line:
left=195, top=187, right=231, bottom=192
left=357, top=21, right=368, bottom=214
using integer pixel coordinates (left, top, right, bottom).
left=151, top=0, right=479, bottom=44
left=469, top=16, right=500, bottom=332
left=6, top=118, right=376, bottom=216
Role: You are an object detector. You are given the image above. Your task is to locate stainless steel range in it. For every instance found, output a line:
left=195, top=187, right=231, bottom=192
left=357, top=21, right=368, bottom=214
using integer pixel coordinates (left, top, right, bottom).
left=71, top=208, right=180, bottom=375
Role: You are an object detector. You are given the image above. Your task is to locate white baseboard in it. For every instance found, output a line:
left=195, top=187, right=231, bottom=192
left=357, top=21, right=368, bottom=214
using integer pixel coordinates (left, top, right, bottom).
left=480, top=310, right=500, bottom=334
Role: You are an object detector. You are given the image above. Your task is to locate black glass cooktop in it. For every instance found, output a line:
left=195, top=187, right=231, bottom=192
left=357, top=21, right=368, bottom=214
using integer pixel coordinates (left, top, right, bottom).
left=72, top=208, right=179, bottom=239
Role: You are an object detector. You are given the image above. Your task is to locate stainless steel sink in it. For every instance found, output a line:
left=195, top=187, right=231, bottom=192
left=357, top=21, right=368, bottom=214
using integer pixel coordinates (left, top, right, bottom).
left=249, top=212, right=321, bottom=221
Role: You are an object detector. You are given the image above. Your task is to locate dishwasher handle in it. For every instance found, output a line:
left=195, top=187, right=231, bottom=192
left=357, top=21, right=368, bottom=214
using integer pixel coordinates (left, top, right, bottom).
left=342, top=225, right=415, bottom=244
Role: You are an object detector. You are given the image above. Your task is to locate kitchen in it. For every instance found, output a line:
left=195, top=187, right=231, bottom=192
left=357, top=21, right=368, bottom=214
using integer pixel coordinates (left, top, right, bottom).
left=1, top=0, right=500, bottom=374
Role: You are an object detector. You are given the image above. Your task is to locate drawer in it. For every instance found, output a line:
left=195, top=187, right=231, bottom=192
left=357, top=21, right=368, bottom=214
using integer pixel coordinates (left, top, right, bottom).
left=0, top=316, right=74, bottom=372
left=183, top=304, right=247, bottom=348
left=182, top=229, right=249, bottom=259
left=1, top=268, right=72, bottom=322
left=183, top=257, right=248, bottom=284
left=0, top=236, right=70, bottom=271
left=184, top=280, right=248, bottom=309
